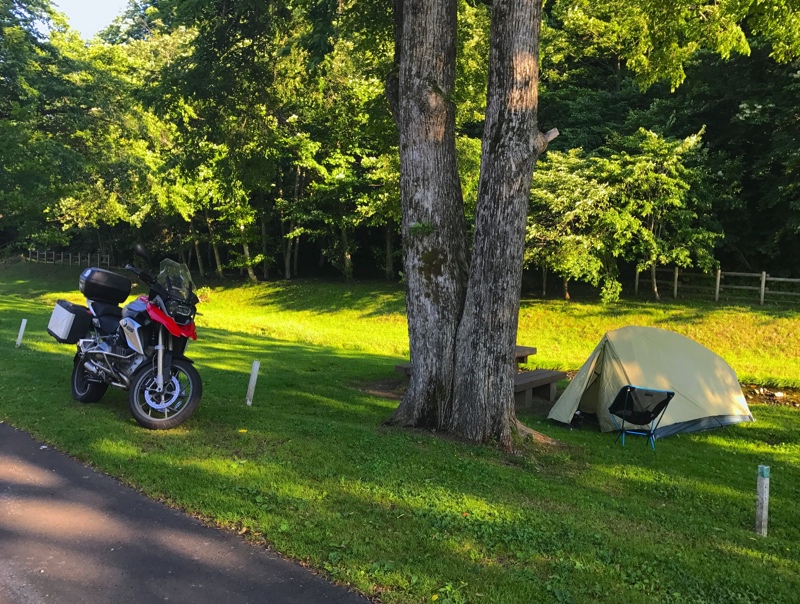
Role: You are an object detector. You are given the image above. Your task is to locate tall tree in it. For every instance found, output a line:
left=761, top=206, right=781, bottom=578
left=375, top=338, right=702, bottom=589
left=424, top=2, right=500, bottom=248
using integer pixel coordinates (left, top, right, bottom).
left=387, top=0, right=800, bottom=448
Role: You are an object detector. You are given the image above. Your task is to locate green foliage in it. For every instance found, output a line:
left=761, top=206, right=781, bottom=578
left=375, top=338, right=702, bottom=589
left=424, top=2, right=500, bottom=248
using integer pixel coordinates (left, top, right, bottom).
left=0, top=0, right=187, bottom=251
left=528, top=149, right=628, bottom=296
left=528, top=130, right=720, bottom=302
left=635, top=44, right=800, bottom=270
left=549, top=0, right=799, bottom=90
left=597, top=128, right=721, bottom=276
left=3, top=0, right=799, bottom=283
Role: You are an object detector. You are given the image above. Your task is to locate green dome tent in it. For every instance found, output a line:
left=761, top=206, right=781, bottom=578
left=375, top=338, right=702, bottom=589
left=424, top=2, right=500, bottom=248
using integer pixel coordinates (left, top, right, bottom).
left=548, top=326, right=754, bottom=438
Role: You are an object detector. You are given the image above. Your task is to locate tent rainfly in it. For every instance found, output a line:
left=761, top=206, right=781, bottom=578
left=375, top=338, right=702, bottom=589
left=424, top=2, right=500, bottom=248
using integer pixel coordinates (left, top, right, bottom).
left=548, top=326, right=754, bottom=438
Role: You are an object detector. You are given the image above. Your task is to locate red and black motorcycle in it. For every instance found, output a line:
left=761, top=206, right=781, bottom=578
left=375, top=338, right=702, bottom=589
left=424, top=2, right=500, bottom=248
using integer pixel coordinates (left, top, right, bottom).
left=47, top=245, right=202, bottom=429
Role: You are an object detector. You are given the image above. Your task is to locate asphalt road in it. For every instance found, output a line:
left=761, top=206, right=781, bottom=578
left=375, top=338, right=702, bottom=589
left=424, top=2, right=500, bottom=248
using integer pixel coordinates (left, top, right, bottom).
left=0, top=422, right=369, bottom=604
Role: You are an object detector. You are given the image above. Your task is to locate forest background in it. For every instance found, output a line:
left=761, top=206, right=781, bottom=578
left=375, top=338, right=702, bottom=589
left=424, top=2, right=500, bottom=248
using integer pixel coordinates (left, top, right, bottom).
left=1, top=0, right=798, bottom=301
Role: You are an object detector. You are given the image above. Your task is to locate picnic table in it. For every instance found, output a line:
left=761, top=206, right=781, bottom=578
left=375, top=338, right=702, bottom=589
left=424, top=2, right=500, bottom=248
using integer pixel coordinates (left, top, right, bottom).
left=394, top=344, right=565, bottom=408
left=514, top=345, right=538, bottom=365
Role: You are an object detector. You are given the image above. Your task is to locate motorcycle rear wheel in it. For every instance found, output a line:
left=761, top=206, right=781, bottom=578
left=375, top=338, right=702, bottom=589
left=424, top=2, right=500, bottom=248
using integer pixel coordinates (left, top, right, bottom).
left=71, top=356, right=109, bottom=403
left=129, top=358, right=201, bottom=430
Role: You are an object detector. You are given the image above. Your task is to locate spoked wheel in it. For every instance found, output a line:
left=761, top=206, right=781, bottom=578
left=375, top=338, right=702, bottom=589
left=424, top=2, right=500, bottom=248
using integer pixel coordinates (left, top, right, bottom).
left=129, top=358, right=202, bottom=430
left=71, top=356, right=109, bottom=403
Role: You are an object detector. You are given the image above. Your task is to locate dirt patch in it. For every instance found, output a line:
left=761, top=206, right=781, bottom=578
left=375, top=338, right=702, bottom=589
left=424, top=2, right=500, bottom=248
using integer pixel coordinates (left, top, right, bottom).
left=357, top=377, right=407, bottom=401
left=359, top=377, right=560, bottom=411
left=744, top=385, right=800, bottom=408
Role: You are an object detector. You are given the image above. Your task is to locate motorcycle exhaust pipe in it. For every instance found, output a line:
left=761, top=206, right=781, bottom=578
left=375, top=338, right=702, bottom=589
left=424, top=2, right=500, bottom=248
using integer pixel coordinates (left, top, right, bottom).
left=84, top=359, right=129, bottom=389
left=84, top=360, right=102, bottom=375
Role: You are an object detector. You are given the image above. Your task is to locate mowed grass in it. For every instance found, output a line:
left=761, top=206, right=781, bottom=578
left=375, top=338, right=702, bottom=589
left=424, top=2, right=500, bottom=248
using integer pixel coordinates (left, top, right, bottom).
left=1, top=260, right=800, bottom=604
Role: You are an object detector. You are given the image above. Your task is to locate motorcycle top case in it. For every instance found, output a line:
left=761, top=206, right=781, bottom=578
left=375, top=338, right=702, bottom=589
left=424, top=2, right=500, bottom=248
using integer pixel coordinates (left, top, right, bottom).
left=79, top=267, right=131, bottom=304
left=47, top=300, right=92, bottom=344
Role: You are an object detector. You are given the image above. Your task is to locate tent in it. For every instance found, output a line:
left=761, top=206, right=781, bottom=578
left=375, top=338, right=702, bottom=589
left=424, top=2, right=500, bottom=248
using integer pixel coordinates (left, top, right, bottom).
left=548, top=326, right=754, bottom=438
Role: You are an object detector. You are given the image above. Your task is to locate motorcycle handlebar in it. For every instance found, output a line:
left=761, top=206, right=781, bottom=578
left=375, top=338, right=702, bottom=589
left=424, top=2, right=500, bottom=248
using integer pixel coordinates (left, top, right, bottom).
left=125, top=264, right=155, bottom=285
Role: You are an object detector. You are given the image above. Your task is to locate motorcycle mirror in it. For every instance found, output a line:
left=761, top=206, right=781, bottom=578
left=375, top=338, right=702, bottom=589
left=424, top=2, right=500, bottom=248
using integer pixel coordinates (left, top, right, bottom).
left=134, top=244, right=152, bottom=263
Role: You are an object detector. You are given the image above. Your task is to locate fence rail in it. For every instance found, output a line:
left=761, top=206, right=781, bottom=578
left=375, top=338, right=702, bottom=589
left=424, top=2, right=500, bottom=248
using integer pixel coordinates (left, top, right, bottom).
left=26, top=250, right=111, bottom=268
left=636, top=267, right=800, bottom=305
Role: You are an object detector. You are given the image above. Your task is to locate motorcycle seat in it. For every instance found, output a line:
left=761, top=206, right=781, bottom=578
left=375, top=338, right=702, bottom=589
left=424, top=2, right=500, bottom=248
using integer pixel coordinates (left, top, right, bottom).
left=87, top=300, right=123, bottom=334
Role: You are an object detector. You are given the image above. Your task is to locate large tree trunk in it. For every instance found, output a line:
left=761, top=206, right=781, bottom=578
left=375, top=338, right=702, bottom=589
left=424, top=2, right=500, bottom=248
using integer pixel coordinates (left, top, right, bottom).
left=451, top=0, right=550, bottom=447
left=387, top=0, right=554, bottom=446
left=386, top=0, right=468, bottom=430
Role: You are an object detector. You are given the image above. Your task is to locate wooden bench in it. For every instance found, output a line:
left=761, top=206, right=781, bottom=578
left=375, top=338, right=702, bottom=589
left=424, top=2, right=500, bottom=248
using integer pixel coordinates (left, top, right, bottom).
left=513, top=369, right=567, bottom=409
left=395, top=362, right=412, bottom=377
left=394, top=363, right=566, bottom=409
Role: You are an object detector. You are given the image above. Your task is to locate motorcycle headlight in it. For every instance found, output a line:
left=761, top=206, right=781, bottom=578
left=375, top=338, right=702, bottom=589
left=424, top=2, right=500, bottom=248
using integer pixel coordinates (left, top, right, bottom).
left=168, top=300, right=194, bottom=322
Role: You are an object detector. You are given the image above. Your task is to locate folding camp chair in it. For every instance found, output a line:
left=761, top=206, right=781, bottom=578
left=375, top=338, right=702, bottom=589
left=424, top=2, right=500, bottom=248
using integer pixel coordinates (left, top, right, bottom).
left=609, top=385, right=675, bottom=450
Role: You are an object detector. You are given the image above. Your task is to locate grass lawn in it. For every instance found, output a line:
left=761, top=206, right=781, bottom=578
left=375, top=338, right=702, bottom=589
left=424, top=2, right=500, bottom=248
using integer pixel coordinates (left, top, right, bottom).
left=1, top=260, right=799, bottom=603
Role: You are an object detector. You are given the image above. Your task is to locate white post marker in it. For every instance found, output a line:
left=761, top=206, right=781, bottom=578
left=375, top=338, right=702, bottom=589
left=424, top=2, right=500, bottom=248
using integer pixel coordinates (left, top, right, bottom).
left=756, top=465, right=770, bottom=536
left=245, top=360, right=261, bottom=406
left=16, top=319, right=27, bottom=348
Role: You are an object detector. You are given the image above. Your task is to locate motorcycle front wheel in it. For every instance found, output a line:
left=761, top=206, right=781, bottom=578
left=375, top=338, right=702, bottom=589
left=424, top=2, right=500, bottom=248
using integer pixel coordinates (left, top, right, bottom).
left=128, top=358, right=202, bottom=430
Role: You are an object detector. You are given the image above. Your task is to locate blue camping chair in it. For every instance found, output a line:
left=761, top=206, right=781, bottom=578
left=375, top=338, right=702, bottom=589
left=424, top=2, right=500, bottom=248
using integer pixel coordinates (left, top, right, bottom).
left=609, top=385, right=675, bottom=450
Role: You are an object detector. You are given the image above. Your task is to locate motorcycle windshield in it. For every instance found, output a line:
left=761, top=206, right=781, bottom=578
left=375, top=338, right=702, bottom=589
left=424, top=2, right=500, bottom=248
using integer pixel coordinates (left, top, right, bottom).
left=157, top=259, right=195, bottom=301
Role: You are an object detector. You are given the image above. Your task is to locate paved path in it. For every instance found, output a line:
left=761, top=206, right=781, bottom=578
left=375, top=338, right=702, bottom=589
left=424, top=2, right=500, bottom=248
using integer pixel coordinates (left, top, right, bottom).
left=0, top=423, right=368, bottom=604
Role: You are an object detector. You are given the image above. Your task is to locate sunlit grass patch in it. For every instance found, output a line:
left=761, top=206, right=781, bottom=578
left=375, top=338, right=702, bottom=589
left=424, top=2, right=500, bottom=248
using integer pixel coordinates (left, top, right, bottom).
left=1, top=262, right=800, bottom=603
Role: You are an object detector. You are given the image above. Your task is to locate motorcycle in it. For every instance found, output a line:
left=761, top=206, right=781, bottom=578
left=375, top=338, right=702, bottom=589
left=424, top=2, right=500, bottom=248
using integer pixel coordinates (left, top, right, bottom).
left=47, top=245, right=202, bottom=429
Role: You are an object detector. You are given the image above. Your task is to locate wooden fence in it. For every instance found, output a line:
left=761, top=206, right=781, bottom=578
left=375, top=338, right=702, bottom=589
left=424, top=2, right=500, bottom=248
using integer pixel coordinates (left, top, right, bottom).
left=27, top=250, right=111, bottom=268
left=636, top=268, right=800, bottom=305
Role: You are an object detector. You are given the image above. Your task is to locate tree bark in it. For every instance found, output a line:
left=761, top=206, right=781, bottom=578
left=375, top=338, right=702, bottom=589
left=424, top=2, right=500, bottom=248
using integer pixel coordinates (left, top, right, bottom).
left=281, top=219, right=293, bottom=280
left=205, top=209, right=225, bottom=280
left=194, top=239, right=205, bottom=277
left=243, top=243, right=258, bottom=282
left=387, top=0, right=555, bottom=447
left=386, top=0, right=468, bottom=430
left=451, top=0, right=548, bottom=448
left=293, top=236, right=300, bottom=277
left=385, top=223, right=394, bottom=280
left=340, top=227, right=353, bottom=281
left=260, top=212, right=269, bottom=279
left=651, top=262, right=660, bottom=301
left=284, top=235, right=293, bottom=279
left=563, top=276, right=570, bottom=300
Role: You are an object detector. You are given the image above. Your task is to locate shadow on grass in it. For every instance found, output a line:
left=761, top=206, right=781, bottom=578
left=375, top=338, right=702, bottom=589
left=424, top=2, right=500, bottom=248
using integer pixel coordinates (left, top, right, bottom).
left=521, top=406, right=800, bottom=540
left=209, top=278, right=408, bottom=318
left=2, top=290, right=800, bottom=602
left=520, top=295, right=800, bottom=324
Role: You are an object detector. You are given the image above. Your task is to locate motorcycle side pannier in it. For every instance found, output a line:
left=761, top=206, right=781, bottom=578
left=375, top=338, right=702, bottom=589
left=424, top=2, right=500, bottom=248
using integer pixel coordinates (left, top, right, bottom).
left=79, top=268, right=131, bottom=304
left=47, top=300, right=92, bottom=344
